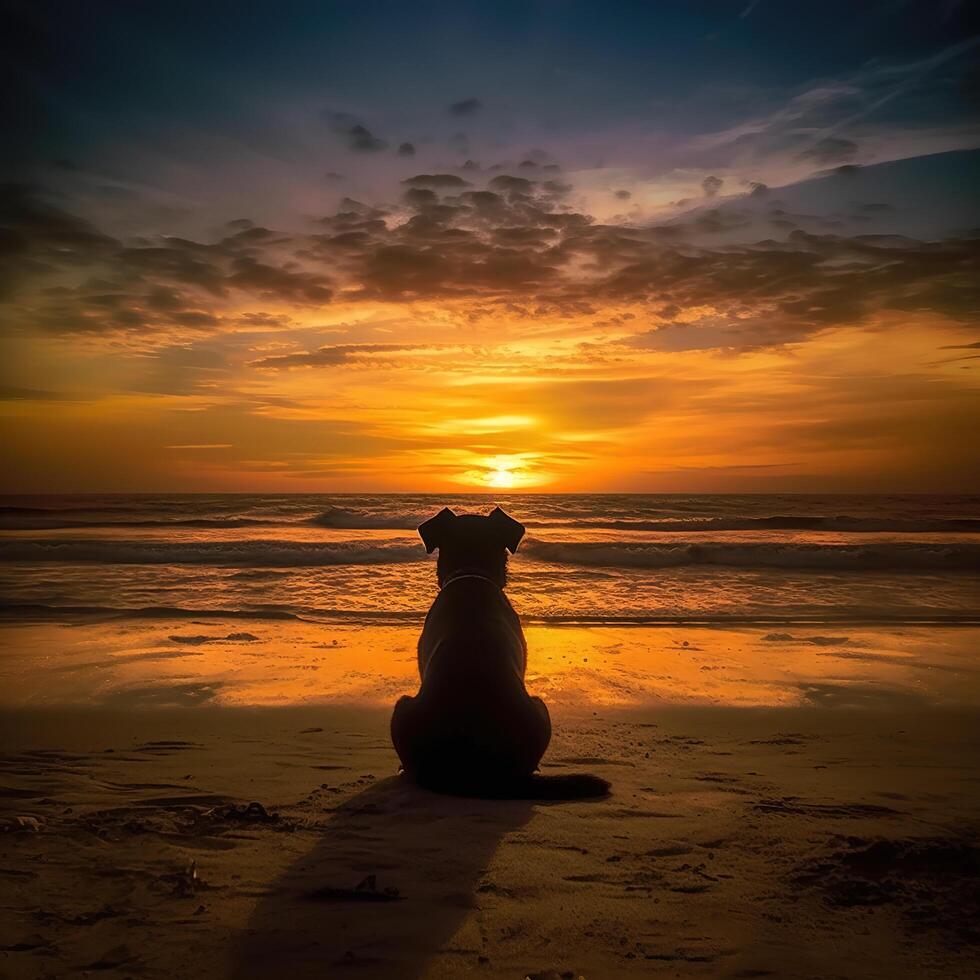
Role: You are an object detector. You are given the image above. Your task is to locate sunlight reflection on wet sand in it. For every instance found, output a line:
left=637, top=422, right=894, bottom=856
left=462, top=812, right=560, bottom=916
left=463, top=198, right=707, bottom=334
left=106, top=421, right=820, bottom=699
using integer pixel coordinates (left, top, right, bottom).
left=1, top=620, right=977, bottom=712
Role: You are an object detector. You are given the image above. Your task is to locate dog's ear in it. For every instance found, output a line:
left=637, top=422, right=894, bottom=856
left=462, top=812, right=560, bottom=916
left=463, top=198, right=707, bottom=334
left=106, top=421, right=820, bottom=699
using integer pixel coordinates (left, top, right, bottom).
left=418, top=507, right=457, bottom=554
left=488, top=506, right=525, bottom=553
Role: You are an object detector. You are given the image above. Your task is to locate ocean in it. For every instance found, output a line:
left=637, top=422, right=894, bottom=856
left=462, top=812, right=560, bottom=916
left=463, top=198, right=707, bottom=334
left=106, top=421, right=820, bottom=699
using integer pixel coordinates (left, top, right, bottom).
left=2, top=493, right=978, bottom=627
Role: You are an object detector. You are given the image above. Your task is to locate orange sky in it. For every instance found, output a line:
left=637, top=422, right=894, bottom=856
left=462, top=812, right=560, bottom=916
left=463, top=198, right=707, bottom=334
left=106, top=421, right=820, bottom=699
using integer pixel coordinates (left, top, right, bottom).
left=2, top=274, right=978, bottom=492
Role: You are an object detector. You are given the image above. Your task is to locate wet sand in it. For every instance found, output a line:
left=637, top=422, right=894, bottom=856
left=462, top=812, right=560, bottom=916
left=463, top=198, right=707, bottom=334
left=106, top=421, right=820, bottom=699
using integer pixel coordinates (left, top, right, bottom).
left=1, top=622, right=979, bottom=978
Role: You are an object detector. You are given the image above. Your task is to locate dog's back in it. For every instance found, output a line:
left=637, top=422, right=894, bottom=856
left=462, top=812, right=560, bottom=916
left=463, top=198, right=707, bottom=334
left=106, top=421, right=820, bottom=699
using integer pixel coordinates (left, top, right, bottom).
left=390, top=508, right=551, bottom=788
left=417, top=576, right=526, bottom=695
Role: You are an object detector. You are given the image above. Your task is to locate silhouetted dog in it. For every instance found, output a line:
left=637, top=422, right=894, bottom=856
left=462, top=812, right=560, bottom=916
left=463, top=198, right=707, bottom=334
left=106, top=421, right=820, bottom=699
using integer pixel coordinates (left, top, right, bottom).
left=390, top=506, right=559, bottom=796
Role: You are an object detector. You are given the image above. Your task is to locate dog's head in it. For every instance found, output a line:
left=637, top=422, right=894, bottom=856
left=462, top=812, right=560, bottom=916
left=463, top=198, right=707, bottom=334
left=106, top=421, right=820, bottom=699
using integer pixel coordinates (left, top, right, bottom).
left=418, top=506, right=525, bottom=588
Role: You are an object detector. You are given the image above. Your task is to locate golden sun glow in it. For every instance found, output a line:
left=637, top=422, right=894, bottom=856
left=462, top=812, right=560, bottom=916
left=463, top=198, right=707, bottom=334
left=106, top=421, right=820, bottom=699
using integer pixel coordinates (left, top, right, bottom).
left=453, top=454, right=549, bottom=490
left=487, top=466, right=517, bottom=489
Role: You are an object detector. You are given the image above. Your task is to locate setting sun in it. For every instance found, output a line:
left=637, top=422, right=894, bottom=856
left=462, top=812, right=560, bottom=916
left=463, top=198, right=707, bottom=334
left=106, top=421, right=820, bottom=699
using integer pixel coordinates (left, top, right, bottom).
left=464, top=455, right=548, bottom=490
left=487, top=466, right=517, bottom=489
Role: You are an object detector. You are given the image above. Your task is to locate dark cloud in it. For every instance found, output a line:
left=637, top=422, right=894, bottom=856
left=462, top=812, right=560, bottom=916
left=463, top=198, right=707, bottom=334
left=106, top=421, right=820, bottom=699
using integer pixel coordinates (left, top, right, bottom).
left=403, top=187, right=439, bottom=209
left=348, top=124, right=387, bottom=153
left=397, top=142, right=416, bottom=157
left=227, top=257, right=332, bottom=303
left=701, top=175, right=723, bottom=197
left=0, top=384, right=72, bottom=400
left=542, top=180, right=573, bottom=199
left=614, top=189, right=632, bottom=200
left=0, top=182, right=117, bottom=300
left=325, top=112, right=387, bottom=152
left=628, top=316, right=803, bottom=353
left=487, top=175, right=535, bottom=196
left=251, top=343, right=426, bottom=369
left=402, top=174, right=471, bottom=190
left=799, top=137, right=859, bottom=165
left=5, top=179, right=978, bottom=351
left=0, top=185, right=337, bottom=334
left=449, top=97, right=482, bottom=117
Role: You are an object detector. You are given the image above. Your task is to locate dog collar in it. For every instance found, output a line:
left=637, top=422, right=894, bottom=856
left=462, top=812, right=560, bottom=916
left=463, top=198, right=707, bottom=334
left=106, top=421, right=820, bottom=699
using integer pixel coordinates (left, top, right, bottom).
left=440, top=571, right=501, bottom=590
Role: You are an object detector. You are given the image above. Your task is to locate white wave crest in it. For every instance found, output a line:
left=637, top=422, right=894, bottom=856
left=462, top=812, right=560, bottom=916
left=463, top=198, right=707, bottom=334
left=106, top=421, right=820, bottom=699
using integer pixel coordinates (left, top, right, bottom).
left=522, top=538, right=980, bottom=572
left=0, top=538, right=424, bottom=567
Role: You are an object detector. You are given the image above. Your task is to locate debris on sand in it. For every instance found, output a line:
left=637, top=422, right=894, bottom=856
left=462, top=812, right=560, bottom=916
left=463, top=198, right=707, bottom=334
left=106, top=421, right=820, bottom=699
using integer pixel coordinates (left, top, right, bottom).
left=156, top=859, right=208, bottom=898
left=793, top=836, right=980, bottom=943
left=84, top=943, right=139, bottom=970
left=0, top=814, right=44, bottom=833
left=167, top=631, right=259, bottom=645
left=200, top=801, right=278, bottom=824
left=0, top=934, right=52, bottom=953
left=33, top=905, right=119, bottom=927
left=307, top=873, right=402, bottom=902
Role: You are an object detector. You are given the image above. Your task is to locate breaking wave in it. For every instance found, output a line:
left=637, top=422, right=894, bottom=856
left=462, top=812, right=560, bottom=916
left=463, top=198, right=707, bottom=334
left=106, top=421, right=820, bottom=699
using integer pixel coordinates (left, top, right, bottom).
left=522, top=538, right=980, bottom=572
left=4, top=502, right=978, bottom=534
left=0, top=516, right=278, bottom=530
left=2, top=536, right=978, bottom=572
left=0, top=538, right=424, bottom=567
left=585, top=516, right=980, bottom=533
left=307, top=507, right=421, bottom=530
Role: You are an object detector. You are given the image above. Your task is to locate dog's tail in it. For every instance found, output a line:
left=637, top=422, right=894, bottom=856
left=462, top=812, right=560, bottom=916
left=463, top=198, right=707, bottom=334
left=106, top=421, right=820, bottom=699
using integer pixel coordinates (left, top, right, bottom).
left=505, top=772, right=611, bottom=800
left=414, top=770, right=610, bottom=801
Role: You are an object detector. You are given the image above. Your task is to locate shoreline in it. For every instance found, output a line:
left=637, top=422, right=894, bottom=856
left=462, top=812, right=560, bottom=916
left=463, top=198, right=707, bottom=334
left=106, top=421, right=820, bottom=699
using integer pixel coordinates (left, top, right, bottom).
left=5, top=605, right=980, bottom=627
left=2, top=620, right=979, bottom=712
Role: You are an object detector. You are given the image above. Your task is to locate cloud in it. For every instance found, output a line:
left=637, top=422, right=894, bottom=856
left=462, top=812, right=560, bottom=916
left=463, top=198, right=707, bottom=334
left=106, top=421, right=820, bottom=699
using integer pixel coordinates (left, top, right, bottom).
left=250, top=343, right=428, bottom=369
left=227, top=256, right=332, bottom=303
left=5, top=175, right=979, bottom=354
left=628, top=316, right=803, bottom=353
left=347, top=124, right=387, bottom=153
left=0, top=182, right=117, bottom=301
left=325, top=112, right=388, bottom=152
left=681, top=38, right=980, bottom=190
left=402, top=173, right=471, bottom=189
left=397, top=142, right=415, bottom=157
left=701, top=175, right=723, bottom=197
left=488, top=175, right=535, bottom=196
left=799, top=137, right=859, bottom=165
left=0, top=384, right=72, bottom=401
left=449, top=97, right=483, bottom=117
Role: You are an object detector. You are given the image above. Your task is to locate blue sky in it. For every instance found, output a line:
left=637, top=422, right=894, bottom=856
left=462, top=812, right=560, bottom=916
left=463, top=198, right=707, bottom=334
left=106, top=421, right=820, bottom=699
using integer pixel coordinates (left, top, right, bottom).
left=5, top=0, right=978, bottom=213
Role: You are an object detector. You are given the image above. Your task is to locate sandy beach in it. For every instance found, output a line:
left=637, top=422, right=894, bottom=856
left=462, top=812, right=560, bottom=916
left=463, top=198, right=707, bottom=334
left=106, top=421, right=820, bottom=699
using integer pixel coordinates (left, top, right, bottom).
left=2, top=619, right=978, bottom=979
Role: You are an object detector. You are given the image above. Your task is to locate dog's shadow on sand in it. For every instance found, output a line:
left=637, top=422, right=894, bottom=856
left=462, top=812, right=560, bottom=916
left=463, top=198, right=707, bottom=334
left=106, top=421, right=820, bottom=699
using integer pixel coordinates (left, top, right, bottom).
left=233, top=776, right=541, bottom=978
